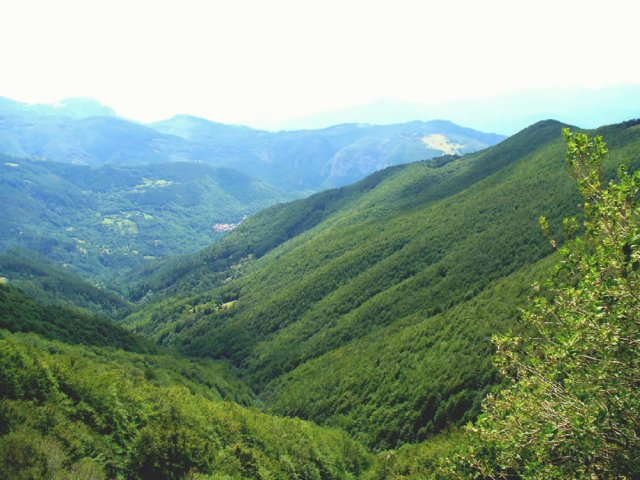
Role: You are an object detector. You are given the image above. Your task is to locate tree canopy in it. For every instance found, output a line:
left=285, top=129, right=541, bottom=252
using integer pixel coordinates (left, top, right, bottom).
left=455, top=129, right=640, bottom=478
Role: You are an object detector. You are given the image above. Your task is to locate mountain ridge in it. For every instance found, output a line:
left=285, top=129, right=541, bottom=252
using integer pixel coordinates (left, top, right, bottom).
left=0, top=96, right=505, bottom=192
left=276, top=84, right=640, bottom=134
left=0, top=96, right=118, bottom=119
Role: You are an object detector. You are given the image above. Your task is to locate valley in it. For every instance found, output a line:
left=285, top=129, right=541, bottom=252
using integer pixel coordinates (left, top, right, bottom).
left=3, top=0, right=639, bottom=476
left=122, top=119, right=640, bottom=452
left=1, top=106, right=639, bottom=478
left=0, top=157, right=291, bottom=282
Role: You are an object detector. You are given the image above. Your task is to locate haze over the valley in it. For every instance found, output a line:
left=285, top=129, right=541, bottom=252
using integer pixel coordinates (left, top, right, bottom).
left=2, top=1, right=640, bottom=479
left=1, top=0, right=638, bottom=134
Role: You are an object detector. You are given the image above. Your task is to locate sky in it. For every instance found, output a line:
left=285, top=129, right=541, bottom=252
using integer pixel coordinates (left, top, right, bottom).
left=1, top=0, right=639, bottom=128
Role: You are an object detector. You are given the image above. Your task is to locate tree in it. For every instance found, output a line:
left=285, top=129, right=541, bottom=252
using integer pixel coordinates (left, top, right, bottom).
left=454, top=130, right=640, bottom=478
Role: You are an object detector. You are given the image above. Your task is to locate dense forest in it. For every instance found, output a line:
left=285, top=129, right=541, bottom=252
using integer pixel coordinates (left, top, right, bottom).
left=1, top=118, right=639, bottom=478
left=121, top=120, right=640, bottom=450
left=0, top=158, right=292, bottom=281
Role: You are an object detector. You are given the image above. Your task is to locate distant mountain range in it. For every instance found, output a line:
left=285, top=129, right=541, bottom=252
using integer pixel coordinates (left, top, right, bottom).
left=0, top=96, right=505, bottom=191
left=152, top=115, right=505, bottom=190
left=278, top=84, right=640, bottom=135
left=0, top=96, right=117, bottom=118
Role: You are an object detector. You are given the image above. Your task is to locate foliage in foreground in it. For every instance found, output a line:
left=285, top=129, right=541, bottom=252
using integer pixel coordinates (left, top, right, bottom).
left=361, top=429, right=471, bottom=480
left=453, top=130, right=640, bottom=478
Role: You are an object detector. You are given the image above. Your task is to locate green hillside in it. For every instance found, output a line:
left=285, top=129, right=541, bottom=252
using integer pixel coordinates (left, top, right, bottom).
left=0, top=281, right=369, bottom=478
left=262, top=256, right=555, bottom=449
left=124, top=119, right=576, bottom=343
left=0, top=329, right=368, bottom=479
left=0, top=248, right=130, bottom=317
left=124, top=119, right=640, bottom=450
left=126, top=119, right=561, bottom=301
left=0, top=282, right=152, bottom=353
left=0, top=280, right=256, bottom=406
left=126, top=163, right=411, bottom=301
left=0, top=158, right=290, bottom=281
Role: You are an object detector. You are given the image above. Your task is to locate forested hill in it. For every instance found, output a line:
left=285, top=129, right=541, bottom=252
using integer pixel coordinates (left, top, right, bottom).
left=123, top=118, right=640, bottom=448
left=0, top=282, right=152, bottom=353
left=0, top=248, right=130, bottom=317
left=0, top=158, right=290, bottom=281
left=127, top=119, right=564, bottom=300
left=0, top=284, right=371, bottom=479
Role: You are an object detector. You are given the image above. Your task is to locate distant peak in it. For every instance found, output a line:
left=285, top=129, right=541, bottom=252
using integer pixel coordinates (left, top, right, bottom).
left=150, top=114, right=258, bottom=133
left=522, top=119, right=572, bottom=132
left=53, top=97, right=117, bottom=118
left=0, top=96, right=117, bottom=119
left=166, top=114, right=205, bottom=122
left=162, top=114, right=232, bottom=126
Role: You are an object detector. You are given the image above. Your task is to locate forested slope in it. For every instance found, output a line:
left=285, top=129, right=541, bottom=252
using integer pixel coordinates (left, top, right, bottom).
left=2, top=119, right=639, bottom=478
left=0, top=248, right=130, bottom=317
left=127, top=119, right=566, bottom=300
left=0, top=329, right=370, bottom=479
left=0, top=283, right=371, bottom=479
left=0, top=158, right=289, bottom=281
left=263, top=256, right=555, bottom=448
left=124, top=119, right=640, bottom=450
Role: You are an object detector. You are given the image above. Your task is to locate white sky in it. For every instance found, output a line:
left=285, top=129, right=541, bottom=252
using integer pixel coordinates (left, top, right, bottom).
left=1, top=0, right=639, bottom=127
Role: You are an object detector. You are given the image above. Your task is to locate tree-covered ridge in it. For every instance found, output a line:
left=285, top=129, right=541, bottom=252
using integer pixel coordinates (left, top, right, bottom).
left=373, top=126, right=640, bottom=479
left=126, top=162, right=406, bottom=301
left=123, top=119, right=640, bottom=453
left=0, top=279, right=257, bottom=399
left=127, top=120, right=559, bottom=301
left=0, top=283, right=156, bottom=354
left=126, top=120, right=571, bottom=307
left=0, top=330, right=370, bottom=479
left=0, top=157, right=290, bottom=281
left=125, top=120, right=578, bottom=362
left=0, top=248, right=129, bottom=317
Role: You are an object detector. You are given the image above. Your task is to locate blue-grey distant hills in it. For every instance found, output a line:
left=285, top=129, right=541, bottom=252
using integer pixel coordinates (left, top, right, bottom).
left=0, top=96, right=117, bottom=118
left=0, top=97, right=192, bottom=166
left=0, top=97, right=505, bottom=191
left=278, top=84, right=640, bottom=135
left=152, top=115, right=505, bottom=190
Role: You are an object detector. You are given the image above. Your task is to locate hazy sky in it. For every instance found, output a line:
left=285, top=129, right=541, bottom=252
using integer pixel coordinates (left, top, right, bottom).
left=1, top=0, right=639, bottom=127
